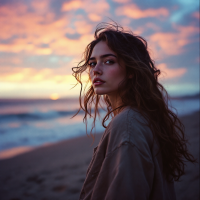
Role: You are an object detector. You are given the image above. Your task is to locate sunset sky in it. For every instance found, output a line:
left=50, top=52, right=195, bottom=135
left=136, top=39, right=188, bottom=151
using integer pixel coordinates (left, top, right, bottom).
left=0, top=0, right=199, bottom=99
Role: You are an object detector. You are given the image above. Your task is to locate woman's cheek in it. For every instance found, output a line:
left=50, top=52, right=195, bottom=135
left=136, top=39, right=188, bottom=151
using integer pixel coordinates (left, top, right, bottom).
left=107, top=67, right=125, bottom=81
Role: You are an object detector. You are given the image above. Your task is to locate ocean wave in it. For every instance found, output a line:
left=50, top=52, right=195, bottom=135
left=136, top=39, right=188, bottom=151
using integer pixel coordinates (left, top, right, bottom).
left=0, top=109, right=85, bottom=122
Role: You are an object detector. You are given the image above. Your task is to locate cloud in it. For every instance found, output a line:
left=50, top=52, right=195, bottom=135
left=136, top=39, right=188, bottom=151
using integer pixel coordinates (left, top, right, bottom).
left=31, top=0, right=50, bottom=13
left=112, top=0, right=130, bottom=3
left=158, top=63, right=186, bottom=79
left=62, top=0, right=109, bottom=15
left=0, top=2, right=95, bottom=57
left=74, top=20, right=93, bottom=34
left=62, top=0, right=82, bottom=11
left=0, top=67, right=48, bottom=82
left=148, top=24, right=199, bottom=58
left=0, top=3, right=64, bottom=42
left=0, top=65, right=89, bottom=84
left=34, top=48, right=52, bottom=55
left=88, top=13, right=102, bottom=22
left=48, top=33, right=94, bottom=56
left=115, top=4, right=169, bottom=19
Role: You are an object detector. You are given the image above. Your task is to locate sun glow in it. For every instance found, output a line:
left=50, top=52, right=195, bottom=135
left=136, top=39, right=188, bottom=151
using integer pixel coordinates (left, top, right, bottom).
left=50, top=93, right=59, bottom=100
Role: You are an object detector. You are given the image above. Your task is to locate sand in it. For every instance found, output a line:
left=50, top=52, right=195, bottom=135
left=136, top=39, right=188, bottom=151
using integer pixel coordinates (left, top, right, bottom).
left=0, top=111, right=199, bottom=200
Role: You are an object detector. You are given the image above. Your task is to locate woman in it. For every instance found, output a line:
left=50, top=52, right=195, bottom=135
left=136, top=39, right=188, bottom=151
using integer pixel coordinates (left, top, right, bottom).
left=72, top=23, right=196, bottom=200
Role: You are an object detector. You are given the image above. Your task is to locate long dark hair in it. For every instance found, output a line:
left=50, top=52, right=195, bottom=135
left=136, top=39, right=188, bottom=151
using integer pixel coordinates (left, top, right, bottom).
left=72, top=22, right=196, bottom=181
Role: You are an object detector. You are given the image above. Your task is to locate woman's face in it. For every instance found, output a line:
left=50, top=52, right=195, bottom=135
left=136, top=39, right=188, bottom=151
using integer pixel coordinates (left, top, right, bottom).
left=89, top=41, right=126, bottom=97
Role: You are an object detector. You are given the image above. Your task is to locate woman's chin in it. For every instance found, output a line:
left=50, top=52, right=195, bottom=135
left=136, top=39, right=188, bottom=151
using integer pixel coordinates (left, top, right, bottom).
left=94, top=88, right=107, bottom=95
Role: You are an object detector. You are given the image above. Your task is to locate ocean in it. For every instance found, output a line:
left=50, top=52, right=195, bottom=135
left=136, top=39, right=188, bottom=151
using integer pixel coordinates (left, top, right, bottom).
left=0, top=96, right=199, bottom=151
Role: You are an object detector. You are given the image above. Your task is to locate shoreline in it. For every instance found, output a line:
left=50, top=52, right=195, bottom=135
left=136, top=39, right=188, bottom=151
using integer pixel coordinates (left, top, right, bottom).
left=0, top=110, right=199, bottom=160
left=0, top=133, right=103, bottom=160
left=0, top=111, right=199, bottom=200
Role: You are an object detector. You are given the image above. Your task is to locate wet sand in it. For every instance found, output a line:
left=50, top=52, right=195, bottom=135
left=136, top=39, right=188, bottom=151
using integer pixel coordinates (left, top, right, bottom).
left=0, top=111, right=199, bottom=200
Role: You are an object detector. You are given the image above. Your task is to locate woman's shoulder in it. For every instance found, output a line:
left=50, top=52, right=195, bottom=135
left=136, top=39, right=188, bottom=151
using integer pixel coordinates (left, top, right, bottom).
left=106, top=106, right=154, bottom=155
left=109, top=106, right=150, bottom=134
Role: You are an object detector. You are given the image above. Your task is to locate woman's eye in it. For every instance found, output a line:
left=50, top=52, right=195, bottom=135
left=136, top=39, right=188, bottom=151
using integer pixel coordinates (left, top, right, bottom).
left=88, top=62, right=96, bottom=67
left=88, top=60, right=114, bottom=68
left=105, top=60, right=114, bottom=64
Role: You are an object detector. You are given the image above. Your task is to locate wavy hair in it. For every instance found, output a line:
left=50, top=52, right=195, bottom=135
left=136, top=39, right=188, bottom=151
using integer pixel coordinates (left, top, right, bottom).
left=72, top=22, right=196, bottom=181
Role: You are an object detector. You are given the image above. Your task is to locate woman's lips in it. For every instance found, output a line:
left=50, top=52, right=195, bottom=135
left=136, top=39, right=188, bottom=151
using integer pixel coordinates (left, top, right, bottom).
left=93, top=78, right=105, bottom=86
left=93, top=81, right=105, bottom=86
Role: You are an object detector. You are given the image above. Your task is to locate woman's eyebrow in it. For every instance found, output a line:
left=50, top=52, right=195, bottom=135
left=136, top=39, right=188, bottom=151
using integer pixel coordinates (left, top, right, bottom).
left=89, top=54, right=117, bottom=60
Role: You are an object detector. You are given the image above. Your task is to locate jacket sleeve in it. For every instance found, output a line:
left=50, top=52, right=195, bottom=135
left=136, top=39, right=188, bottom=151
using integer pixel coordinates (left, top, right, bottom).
left=91, top=142, right=154, bottom=200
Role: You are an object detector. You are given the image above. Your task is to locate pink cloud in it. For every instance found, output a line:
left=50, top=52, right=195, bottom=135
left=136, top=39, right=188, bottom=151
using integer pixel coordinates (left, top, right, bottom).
left=0, top=4, right=58, bottom=41
left=74, top=20, right=93, bottom=34
left=84, top=0, right=109, bottom=14
left=115, top=4, right=169, bottom=19
left=62, top=0, right=109, bottom=15
left=31, top=0, right=50, bottom=13
left=158, top=63, right=187, bottom=79
left=88, top=13, right=102, bottom=22
left=112, top=0, right=130, bottom=3
left=62, top=0, right=82, bottom=11
left=149, top=24, right=199, bottom=58
left=0, top=2, right=95, bottom=57
left=0, top=1, right=106, bottom=58
left=48, top=33, right=94, bottom=56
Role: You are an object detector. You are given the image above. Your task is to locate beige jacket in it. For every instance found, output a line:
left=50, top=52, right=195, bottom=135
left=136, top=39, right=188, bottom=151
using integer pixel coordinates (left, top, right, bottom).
left=79, top=107, right=176, bottom=200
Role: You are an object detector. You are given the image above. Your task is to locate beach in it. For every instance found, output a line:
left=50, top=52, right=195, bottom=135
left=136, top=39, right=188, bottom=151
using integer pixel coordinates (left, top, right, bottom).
left=0, top=111, right=199, bottom=200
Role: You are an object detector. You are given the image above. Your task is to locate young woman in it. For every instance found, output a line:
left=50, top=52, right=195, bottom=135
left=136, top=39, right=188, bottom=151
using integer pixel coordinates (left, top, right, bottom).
left=72, top=23, right=196, bottom=200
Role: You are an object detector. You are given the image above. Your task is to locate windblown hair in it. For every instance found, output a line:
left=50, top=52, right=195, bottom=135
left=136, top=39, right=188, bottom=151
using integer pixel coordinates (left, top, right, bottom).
left=72, top=22, right=196, bottom=182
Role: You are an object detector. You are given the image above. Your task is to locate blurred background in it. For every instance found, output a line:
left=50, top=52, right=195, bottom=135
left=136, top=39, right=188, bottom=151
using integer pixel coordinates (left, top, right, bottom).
left=0, top=0, right=199, bottom=156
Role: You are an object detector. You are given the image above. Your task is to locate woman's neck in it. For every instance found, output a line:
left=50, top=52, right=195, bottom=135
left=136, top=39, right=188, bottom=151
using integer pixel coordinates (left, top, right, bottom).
left=108, top=94, right=125, bottom=116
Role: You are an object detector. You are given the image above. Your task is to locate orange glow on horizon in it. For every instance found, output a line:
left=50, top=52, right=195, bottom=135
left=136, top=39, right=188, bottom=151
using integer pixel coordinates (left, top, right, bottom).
left=50, top=93, right=59, bottom=100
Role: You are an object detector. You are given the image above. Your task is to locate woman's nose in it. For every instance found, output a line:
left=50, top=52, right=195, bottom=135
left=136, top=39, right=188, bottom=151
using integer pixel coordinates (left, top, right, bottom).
left=93, top=63, right=102, bottom=75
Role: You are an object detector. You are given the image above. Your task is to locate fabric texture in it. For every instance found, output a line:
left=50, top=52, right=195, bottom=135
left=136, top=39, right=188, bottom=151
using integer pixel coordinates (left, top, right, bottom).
left=79, top=107, right=176, bottom=200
